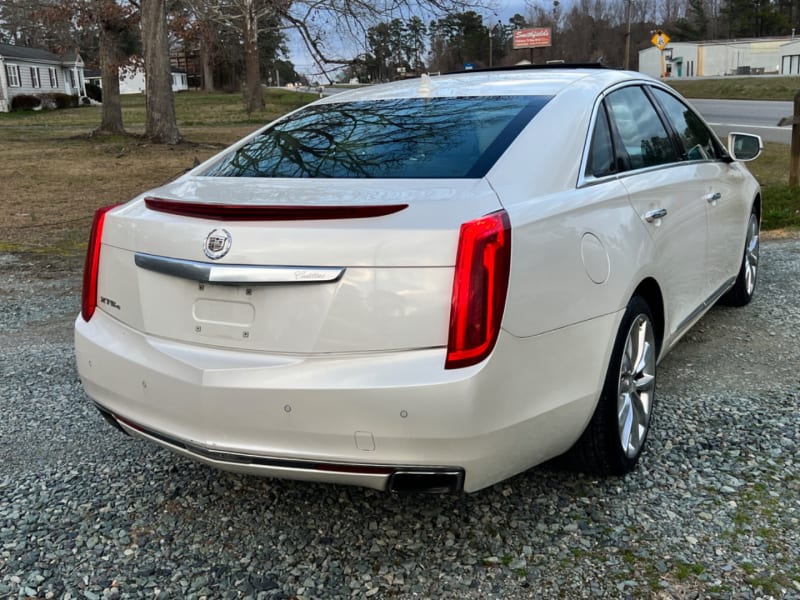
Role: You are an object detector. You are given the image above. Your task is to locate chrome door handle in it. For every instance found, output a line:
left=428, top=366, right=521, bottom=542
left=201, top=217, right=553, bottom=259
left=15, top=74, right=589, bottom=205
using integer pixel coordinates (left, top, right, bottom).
left=705, top=192, right=722, bottom=203
left=644, top=208, right=668, bottom=223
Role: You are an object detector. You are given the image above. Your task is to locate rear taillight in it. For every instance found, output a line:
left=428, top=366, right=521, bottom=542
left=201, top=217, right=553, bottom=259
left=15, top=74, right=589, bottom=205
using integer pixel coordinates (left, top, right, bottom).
left=445, top=210, right=511, bottom=369
left=81, top=205, right=116, bottom=322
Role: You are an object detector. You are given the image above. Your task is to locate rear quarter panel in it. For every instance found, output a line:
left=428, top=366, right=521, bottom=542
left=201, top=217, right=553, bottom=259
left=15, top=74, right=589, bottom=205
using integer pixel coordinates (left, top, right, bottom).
left=501, top=185, right=651, bottom=338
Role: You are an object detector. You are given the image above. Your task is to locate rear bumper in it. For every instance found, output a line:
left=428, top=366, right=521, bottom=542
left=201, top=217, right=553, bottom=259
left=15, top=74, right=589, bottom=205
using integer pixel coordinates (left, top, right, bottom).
left=93, top=401, right=465, bottom=493
left=75, top=309, right=620, bottom=492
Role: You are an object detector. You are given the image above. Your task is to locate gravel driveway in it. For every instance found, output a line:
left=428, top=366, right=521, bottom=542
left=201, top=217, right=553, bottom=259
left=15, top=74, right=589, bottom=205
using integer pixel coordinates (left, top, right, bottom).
left=1, top=237, right=798, bottom=599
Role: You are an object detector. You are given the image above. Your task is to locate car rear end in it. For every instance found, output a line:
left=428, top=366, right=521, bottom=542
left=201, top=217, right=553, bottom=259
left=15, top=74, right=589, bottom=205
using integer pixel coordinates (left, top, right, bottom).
left=74, top=71, right=600, bottom=492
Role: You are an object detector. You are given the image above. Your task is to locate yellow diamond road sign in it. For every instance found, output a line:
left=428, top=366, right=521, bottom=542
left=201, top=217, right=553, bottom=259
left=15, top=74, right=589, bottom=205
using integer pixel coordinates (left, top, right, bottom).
left=652, top=30, right=670, bottom=50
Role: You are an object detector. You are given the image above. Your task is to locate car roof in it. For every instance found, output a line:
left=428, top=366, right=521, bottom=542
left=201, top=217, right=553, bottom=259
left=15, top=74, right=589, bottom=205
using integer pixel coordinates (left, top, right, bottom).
left=319, top=67, right=653, bottom=104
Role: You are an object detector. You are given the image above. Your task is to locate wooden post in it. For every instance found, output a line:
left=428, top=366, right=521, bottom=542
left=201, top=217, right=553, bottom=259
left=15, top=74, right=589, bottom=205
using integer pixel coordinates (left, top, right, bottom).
left=791, top=89, right=800, bottom=187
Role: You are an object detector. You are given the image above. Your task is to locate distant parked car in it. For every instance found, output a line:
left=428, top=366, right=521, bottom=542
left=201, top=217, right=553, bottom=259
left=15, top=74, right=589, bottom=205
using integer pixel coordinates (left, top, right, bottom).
left=75, top=66, right=762, bottom=493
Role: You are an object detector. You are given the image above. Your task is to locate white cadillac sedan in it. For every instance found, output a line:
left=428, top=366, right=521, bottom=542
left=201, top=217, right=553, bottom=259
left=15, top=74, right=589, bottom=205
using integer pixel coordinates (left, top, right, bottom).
left=75, top=66, right=762, bottom=493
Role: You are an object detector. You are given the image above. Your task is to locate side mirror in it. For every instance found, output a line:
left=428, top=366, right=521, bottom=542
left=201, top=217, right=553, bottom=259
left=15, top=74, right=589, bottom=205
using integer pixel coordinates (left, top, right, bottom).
left=727, top=132, right=763, bottom=162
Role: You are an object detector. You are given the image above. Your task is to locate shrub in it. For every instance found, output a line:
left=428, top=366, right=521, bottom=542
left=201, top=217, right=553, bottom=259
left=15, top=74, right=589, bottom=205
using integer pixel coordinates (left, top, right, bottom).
left=11, top=94, right=41, bottom=111
left=47, top=93, right=78, bottom=109
left=85, top=82, right=102, bottom=102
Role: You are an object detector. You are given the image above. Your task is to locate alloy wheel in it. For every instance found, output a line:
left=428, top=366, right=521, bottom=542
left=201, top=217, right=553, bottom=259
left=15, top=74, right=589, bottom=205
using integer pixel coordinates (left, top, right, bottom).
left=617, top=314, right=656, bottom=459
left=744, top=213, right=759, bottom=297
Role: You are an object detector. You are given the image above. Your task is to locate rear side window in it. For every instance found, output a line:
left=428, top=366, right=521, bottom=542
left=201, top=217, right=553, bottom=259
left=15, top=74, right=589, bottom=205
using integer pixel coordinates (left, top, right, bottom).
left=605, top=86, right=679, bottom=170
left=204, top=96, right=551, bottom=179
left=585, top=105, right=616, bottom=178
left=650, top=88, right=720, bottom=161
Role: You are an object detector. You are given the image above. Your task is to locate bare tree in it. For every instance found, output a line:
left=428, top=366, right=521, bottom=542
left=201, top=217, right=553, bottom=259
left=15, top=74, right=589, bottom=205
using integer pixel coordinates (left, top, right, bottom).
left=97, top=18, right=125, bottom=134
left=140, top=0, right=182, bottom=143
left=0, top=0, right=45, bottom=45
left=94, top=0, right=137, bottom=135
left=172, top=6, right=217, bottom=91
left=185, top=0, right=287, bottom=112
left=33, top=0, right=137, bottom=135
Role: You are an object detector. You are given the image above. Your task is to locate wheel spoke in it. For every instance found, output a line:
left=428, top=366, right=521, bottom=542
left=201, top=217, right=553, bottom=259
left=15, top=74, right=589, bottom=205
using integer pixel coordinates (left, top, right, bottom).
left=633, top=338, right=654, bottom=381
left=745, top=262, right=754, bottom=294
left=622, top=336, right=634, bottom=375
left=618, top=392, right=634, bottom=450
left=631, top=389, right=650, bottom=426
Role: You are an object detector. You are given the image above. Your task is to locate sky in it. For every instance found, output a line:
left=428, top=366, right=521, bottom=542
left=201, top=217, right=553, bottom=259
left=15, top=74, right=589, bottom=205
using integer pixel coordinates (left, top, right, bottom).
left=285, top=2, right=531, bottom=80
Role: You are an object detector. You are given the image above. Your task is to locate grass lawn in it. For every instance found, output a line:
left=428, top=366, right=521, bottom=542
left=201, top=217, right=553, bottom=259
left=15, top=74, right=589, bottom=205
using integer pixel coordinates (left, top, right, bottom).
left=0, top=88, right=797, bottom=256
left=746, top=142, right=800, bottom=233
left=667, top=76, right=800, bottom=101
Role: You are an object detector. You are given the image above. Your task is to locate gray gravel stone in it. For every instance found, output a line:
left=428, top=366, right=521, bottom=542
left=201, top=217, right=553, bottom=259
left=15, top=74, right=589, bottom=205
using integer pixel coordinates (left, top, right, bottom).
left=1, top=237, right=799, bottom=599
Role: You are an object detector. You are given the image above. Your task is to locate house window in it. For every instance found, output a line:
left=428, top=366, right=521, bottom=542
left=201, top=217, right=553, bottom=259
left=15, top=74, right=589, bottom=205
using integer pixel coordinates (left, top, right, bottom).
left=68, top=69, right=75, bottom=88
left=5, top=64, right=21, bottom=87
left=30, top=67, right=41, bottom=88
left=49, top=67, right=58, bottom=88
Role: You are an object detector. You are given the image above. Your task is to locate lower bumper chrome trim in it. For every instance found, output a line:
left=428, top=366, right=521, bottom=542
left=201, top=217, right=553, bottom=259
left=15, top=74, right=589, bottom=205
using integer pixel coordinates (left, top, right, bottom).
left=94, top=403, right=464, bottom=493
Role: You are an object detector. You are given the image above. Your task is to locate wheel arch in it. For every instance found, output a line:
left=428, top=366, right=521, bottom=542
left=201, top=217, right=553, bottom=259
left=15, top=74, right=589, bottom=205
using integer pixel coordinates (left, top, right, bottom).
left=631, top=277, right=665, bottom=356
left=752, top=192, right=762, bottom=221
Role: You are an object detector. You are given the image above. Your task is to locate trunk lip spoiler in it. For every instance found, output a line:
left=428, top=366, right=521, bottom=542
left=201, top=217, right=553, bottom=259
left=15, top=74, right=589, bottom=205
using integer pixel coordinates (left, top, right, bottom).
left=134, top=252, right=345, bottom=286
left=144, top=197, right=409, bottom=221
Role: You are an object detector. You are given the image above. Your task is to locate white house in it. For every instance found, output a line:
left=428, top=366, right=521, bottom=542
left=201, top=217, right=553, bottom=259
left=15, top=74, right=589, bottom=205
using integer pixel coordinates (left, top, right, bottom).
left=105, top=64, right=188, bottom=94
left=0, top=43, right=86, bottom=112
left=85, top=65, right=189, bottom=95
left=639, top=36, right=800, bottom=79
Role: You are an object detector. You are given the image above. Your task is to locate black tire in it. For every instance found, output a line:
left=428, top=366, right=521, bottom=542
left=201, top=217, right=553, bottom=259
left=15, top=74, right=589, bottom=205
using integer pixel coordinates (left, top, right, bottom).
left=561, top=295, right=657, bottom=475
left=720, top=209, right=760, bottom=307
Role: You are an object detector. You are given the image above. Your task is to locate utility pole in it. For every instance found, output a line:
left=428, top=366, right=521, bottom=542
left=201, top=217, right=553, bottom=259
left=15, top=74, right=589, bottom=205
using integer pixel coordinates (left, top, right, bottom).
left=489, top=27, right=493, bottom=67
left=624, top=0, right=632, bottom=69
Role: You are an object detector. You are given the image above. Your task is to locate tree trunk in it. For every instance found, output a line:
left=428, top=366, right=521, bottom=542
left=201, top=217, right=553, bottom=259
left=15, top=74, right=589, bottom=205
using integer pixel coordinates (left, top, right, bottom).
left=200, top=39, right=214, bottom=92
left=141, top=0, right=181, bottom=144
left=96, top=22, right=125, bottom=135
left=242, top=0, right=264, bottom=113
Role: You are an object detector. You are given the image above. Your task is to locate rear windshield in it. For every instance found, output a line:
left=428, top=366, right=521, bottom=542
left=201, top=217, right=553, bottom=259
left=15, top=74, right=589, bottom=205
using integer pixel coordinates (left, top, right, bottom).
left=203, top=95, right=551, bottom=179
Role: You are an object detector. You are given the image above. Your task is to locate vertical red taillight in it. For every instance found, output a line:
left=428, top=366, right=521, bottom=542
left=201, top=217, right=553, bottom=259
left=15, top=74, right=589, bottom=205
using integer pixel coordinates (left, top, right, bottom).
left=81, top=205, right=116, bottom=322
left=445, top=210, right=511, bottom=369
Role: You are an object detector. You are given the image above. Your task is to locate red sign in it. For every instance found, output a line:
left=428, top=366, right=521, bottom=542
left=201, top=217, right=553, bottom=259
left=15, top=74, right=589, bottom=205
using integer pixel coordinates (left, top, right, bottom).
left=513, top=28, right=552, bottom=49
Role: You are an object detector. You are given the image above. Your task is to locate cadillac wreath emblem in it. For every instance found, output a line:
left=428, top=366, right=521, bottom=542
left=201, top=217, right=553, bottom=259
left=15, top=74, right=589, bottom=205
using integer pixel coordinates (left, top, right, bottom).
left=203, top=228, right=232, bottom=260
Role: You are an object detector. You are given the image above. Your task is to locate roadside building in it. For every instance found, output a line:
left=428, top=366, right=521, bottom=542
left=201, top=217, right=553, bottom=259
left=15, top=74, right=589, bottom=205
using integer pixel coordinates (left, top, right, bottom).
left=639, top=36, right=800, bottom=78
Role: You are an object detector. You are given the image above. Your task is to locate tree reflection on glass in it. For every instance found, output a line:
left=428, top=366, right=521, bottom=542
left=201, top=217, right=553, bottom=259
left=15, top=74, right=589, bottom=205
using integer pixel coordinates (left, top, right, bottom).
left=204, top=96, right=550, bottom=179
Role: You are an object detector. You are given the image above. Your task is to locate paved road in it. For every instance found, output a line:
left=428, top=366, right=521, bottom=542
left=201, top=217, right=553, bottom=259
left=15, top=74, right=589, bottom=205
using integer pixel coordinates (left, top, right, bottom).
left=690, top=98, right=793, bottom=144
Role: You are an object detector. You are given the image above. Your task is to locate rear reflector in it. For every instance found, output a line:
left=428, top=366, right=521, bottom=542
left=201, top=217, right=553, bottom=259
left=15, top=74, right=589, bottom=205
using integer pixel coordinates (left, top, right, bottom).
left=81, top=205, right=117, bottom=322
left=145, top=197, right=408, bottom=221
left=445, top=210, right=511, bottom=369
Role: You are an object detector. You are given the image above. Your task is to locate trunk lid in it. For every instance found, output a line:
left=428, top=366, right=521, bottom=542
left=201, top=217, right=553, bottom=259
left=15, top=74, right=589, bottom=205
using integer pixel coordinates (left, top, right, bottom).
left=96, top=177, right=502, bottom=355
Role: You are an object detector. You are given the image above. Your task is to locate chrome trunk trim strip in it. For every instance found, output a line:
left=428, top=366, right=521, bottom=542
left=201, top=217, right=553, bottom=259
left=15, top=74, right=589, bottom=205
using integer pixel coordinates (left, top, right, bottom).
left=134, top=252, right=345, bottom=285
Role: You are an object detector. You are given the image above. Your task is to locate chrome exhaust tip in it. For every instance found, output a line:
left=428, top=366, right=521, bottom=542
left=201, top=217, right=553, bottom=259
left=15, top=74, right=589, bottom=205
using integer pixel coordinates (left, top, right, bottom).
left=387, top=470, right=465, bottom=494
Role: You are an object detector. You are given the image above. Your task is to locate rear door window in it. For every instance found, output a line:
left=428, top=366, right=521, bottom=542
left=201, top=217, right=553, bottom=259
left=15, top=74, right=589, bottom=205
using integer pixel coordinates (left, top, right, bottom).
left=204, top=96, right=551, bottom=179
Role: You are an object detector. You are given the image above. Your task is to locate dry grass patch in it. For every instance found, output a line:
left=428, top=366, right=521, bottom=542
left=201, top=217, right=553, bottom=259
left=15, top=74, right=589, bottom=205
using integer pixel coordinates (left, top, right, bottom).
left=1, top=136, right=225, bottom=253
left=0, top=90, right=315, bottom=255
